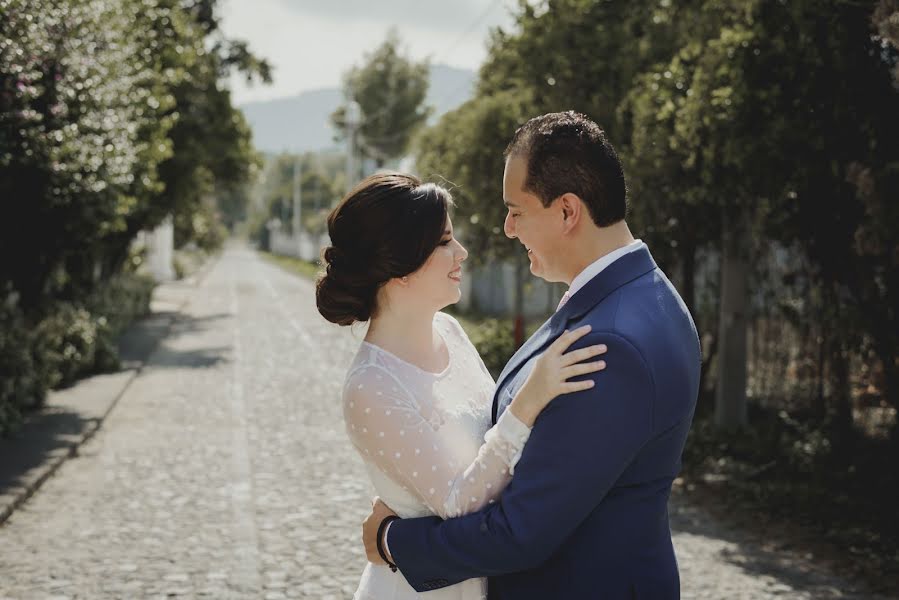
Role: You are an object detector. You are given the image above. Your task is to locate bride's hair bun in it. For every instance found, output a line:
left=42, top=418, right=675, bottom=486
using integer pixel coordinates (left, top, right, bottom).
left=315, top=173, right=453, bottom=326
left=316, top=245, right=377, bottom=326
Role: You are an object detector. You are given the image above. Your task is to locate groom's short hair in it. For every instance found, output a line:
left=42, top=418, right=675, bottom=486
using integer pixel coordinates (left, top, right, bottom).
left=504, top=111, right=627, bottom=227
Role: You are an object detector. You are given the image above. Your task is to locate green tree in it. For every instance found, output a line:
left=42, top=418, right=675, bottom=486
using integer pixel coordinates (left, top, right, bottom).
left=0, top=0, right=270, bottom=432
left=135, top=0, right=269, bottom=254
left=626, top=2, right=766, bottom=429
left=247, top=152, right=346, bottom=244
left=331, top=30, right=430, bottom=167
left=299, top=169, right=342, bottom=234
left=0, top=0, right=177, bottom=309
left=626, top=0, right=899, bottom=432
left=477, top=0, right=681, bottom=145
left=218, top=183, right=254, bottom=232
left=875, top=0, right=899, bottom=81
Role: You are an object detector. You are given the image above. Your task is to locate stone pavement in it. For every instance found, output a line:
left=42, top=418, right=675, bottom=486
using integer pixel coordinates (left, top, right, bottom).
left=0, top=244, right=887, bottom=599
left=0, top=268, right=199, bottom=526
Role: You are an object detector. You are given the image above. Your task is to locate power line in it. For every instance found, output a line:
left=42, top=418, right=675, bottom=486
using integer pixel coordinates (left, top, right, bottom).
left=432, top=0, right=505, bottom=66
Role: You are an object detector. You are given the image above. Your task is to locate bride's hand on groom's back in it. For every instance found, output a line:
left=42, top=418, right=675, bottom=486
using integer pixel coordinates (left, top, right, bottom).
left=509, top=325, right=607, bottom=427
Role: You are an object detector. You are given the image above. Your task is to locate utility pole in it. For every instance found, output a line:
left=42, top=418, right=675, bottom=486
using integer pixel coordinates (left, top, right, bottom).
left=292, top=156, right=302, bottom=236
left=345, top=100, right=361, bottom=193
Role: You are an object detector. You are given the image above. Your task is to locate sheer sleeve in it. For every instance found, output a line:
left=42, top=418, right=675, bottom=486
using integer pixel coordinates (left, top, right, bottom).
left=343, top=365, right=531, bottom=519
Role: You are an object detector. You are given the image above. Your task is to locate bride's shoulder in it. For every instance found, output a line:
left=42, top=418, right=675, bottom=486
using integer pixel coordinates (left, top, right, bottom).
left=342, top=362, right=398, bottom=404
left=435, top=310, right=461, bottom=328
left=344, top=356, right=386, bottom=390
left=436, top=312, right=479, bottom=349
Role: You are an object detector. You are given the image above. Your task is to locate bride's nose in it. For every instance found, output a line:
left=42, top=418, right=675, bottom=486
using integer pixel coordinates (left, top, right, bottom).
left=456, top=241, right=468, bottom=262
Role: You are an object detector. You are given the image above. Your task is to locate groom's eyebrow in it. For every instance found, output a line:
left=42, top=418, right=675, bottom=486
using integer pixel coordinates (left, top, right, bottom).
left=503, top=200, right=518, bottom=208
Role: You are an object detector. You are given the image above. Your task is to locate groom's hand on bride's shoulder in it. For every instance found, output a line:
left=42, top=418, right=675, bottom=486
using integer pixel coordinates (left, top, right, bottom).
left=363, top=496, right=398, bottom=565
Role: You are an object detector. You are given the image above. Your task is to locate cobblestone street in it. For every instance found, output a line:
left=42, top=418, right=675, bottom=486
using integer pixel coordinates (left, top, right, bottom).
left=0, top=246, right=885, bottom=599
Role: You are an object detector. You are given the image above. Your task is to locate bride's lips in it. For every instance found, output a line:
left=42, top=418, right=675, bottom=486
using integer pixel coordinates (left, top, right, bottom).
left=448, top=268, right=462, bottom=282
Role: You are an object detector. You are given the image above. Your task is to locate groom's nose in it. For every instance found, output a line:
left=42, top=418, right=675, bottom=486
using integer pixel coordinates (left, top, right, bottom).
left=503, top=212, right=516, bottom=239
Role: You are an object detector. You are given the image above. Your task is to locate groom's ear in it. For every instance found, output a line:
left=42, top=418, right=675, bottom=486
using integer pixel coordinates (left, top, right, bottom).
left=559, top=193, right=584, bottom=233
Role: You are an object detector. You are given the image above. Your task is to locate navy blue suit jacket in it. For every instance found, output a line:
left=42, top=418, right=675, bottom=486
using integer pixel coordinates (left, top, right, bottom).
left=388, top=246, right=701, bottom=599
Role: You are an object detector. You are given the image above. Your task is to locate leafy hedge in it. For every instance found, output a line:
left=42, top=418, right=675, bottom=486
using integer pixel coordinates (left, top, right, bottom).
left=0, top=272, right=154, bottom=436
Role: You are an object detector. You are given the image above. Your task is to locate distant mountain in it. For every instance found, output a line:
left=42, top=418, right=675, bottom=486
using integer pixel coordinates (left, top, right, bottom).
left=424, top=64, right=477, bottom=122
left=239, top=64, right=476, bottom=154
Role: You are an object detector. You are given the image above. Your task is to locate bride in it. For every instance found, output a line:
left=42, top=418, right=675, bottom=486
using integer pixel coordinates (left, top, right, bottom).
left=315, top=173, right=607, bottom=599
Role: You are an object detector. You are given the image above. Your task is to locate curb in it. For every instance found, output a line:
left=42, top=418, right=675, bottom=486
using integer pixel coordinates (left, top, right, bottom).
left=0, top=373, right=139, bottom=525
left=0, top=252, right=221, bottom=526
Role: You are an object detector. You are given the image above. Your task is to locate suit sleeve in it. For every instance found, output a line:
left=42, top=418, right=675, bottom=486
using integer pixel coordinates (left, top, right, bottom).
left=387, top=332, right=656, bottom=592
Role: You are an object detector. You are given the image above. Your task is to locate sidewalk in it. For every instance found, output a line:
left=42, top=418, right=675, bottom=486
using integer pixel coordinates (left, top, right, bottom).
left=0, top=258, right=217, bottom=525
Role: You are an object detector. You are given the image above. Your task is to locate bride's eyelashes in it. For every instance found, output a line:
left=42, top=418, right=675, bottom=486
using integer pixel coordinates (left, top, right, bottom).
left=439, top=237, right=453, bottom=246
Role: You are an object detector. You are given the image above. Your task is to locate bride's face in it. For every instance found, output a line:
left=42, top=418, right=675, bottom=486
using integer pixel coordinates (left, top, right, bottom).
left=406, top=215, right=468, bottom=309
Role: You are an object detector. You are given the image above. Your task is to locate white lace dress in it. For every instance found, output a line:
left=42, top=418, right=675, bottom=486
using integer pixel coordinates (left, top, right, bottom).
left=343, top=312, right=532, bottom=600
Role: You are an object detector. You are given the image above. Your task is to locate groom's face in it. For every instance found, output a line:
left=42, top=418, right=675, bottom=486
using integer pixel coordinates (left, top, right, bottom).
left=502, top=155, right=565, bottom=283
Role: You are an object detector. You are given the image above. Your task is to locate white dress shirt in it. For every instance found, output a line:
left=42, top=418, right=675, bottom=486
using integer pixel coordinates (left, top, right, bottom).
left=566, top=239, right=645, bottom=301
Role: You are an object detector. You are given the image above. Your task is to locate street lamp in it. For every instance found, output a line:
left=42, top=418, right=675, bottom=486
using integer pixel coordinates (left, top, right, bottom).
left=345, top=100, right=361, bottom=193
left=292, top=156, right=302, bottom=236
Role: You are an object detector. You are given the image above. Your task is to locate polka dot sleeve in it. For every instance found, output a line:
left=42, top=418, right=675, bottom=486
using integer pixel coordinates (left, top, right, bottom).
left=343, top=365, right=531, bottom=519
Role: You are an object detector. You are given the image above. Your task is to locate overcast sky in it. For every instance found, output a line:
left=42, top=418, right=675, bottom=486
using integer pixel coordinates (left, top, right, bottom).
left=219, top=0, right=517, bottom=105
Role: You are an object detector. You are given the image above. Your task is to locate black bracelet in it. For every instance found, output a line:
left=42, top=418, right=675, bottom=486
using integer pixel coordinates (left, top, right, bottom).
left=376, top=515, right=401, bottom=572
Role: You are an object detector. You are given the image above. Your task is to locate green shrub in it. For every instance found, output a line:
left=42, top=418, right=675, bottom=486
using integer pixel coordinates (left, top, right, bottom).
left=84, top=271, right=155, bottom=336
left=0, top=272, right=155, bottom=436
left=466, top=318, right=516, bottom=378
left=33, top=304, right=98, bottom=389
left=0, top=299, right=41, bottom=435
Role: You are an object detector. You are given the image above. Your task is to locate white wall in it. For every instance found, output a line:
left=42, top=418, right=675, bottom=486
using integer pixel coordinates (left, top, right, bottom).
left=138, top=216, right=175, bottom=282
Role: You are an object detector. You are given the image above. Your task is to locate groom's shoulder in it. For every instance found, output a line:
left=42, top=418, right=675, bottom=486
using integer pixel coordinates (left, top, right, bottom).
left=592, top=270, right=699, bottom=367
left=583, top=275, right=680, bottom=344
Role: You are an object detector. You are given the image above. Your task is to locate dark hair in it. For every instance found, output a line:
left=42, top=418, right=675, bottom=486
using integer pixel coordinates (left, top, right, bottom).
left=316, top=172, right=453, bottom=326
left=504, top=111, right=628, bottom=226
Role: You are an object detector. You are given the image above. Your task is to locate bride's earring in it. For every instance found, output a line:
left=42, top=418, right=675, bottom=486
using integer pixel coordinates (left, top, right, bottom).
left=401, top=276, right=409, bottom=283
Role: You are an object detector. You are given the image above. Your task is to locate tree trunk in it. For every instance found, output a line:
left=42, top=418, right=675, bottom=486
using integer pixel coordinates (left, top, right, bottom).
left=715, top=207, right=749, bottom=429
left=829, top=337, right=853, bottom=444
left=871, top=327, right=899, bottom=417
left=815, top=321, right=827, bottom=419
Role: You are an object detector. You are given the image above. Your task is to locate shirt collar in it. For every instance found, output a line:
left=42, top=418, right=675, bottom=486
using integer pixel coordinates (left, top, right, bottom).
left=568, top=239, right=646, bottom=298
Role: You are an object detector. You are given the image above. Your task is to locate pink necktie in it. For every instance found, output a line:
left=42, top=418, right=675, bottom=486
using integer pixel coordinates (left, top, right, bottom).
left=556, top=290, right=571, bottom=312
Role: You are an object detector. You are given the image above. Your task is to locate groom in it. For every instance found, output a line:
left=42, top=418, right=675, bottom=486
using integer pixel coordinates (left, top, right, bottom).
left=362, top=111, right=701, bottom=598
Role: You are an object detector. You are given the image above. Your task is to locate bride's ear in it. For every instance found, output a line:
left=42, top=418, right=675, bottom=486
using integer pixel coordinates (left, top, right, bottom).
left=386, top=275, right=410, bottom=290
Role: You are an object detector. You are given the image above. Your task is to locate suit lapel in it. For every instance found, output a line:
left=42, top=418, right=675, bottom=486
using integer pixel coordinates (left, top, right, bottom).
left=491, top=247, right=659, bottom=424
